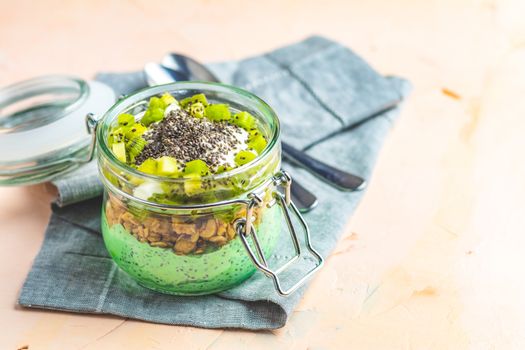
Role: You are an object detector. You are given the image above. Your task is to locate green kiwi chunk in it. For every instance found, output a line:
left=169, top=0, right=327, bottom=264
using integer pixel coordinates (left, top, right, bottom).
left=184, top=159, right=210, bottom=176
left=180, top=93, right=208, bottom=108
left=183, top=173, right=203, bottom=196
left=232, top=111, right=256, bottom=130
left=108, top=127, right=126, bottom=147
left=215, top=165, right=232, bottom=174
left=157, top=156, right=180, bottom=176
left=126, top=137, right=147, bottom=162
left=148, top=96, right=166, bottom=110
left=112, top=142, right=127, bottom=162
left=137, top=158, right=157, bottom=175
left=160, top=92, right=177, bottom=106
left=248, top=129, right=261, bottom=140
left=141, top=107, right=164, bottom=126
left=247, top=134, right=267, bottom=154
left=234, top=150, right=257, bottom=166
left=124, top=123, right=147, bottom=139
left=189, top=102, right=205, bottom=118
left=204, top=104, right=231, bottom=121
left=117, top=113, right=135, bottom=127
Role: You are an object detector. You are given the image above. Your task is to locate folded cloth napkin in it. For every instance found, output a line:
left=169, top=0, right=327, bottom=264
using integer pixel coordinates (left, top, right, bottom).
left=19, top=36, right=411, bottom=330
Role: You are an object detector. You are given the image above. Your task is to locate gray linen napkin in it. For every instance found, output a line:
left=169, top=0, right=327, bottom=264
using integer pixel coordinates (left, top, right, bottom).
left=19, top=36, right=411, bottom=329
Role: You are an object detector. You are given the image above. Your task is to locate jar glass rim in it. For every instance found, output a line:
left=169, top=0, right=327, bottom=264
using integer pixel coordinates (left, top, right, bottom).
left=97, top=81, right=280, bottom=182
left=0, top=75, right=88, bottom=135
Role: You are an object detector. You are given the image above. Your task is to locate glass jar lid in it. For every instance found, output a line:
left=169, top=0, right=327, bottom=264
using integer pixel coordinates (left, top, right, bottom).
left=0, top=75, right=116, bottom=185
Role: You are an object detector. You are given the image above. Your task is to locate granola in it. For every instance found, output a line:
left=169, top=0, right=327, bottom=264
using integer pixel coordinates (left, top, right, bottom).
left=105, top=194, right=265, bottom=255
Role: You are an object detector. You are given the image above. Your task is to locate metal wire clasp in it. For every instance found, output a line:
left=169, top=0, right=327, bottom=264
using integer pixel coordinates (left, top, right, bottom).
left=83, top=113, right=99, bottom=163
left=236, top=170, right=324, bottom=296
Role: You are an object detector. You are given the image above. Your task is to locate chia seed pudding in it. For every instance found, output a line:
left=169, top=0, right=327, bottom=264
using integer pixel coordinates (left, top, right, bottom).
left=100, top=89, right=282, bottom=295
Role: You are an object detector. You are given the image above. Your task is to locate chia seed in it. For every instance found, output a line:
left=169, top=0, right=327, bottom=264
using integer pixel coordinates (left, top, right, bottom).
left=135, top=108, right=245, bottom=170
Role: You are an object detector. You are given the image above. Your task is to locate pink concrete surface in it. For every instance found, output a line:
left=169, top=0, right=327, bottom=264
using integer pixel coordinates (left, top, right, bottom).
left=1, top=0, right=525, bottom=348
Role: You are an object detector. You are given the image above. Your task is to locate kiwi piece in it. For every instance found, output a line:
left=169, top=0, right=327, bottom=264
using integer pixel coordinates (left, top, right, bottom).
left=180, top=93, right=208, bottom=108
left=108, top=127, right=126, bottom=147
left=148, top=96, right=166, bottom=110
left=127, top=173, right=145, bottom=186
left=232, top=111, right=256, bottom=130
left=141, top=110, right=152, bottom=126
left=124, top=123, right=147, bottom=139
left=184, top=159, right=210, bottom=176
left=141, top=107, right=164, bottom=126
left=117, top=113, right=135, bottom=127
left=157, top=156, right=180, bottom=176
left=204, top=104, right=231, bottom=121
left=234, top=150, right=257, bottom=166
left=161, top=92, right=177, bottom=106
left=189, top=102, right=205, bottom=118
left=102, top=167, right=120, bottom=188
left=126, top=137, right=147, bottom=162
left=248, top=129, right=261, bottom=140
left=148, top=193, right=180, bottom=205
left=183, top=173, right=203, bottom=196
left=112, top=142, right=127, bottom=162
left=215, top=165, right=232, bottom=174
left=137, top=158, right=157, bottom=175
left=247, top=134, right=267, bottom=154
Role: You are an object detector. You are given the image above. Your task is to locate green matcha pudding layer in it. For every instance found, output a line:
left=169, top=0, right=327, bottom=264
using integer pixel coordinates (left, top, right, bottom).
left=102, top=202, right=281, bottom=295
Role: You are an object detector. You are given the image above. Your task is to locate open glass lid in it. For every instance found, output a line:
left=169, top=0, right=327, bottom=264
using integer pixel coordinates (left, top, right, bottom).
left=0, top=76, right=116, bottom=186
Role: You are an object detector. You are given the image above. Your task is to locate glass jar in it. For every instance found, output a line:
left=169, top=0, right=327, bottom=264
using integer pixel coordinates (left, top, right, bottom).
left=94, top=82, right=323, bottom=296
